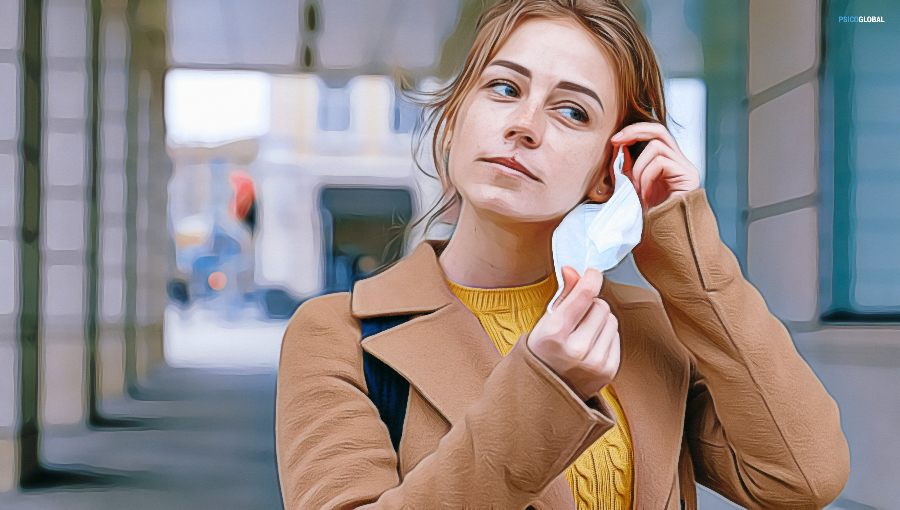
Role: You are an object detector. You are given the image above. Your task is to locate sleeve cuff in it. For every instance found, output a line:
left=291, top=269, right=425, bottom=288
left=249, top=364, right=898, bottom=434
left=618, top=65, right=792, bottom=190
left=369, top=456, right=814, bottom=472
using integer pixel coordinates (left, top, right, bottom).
left=517, top=334, right=617, bottom=427
left=634, top=187, right=738, bottom=294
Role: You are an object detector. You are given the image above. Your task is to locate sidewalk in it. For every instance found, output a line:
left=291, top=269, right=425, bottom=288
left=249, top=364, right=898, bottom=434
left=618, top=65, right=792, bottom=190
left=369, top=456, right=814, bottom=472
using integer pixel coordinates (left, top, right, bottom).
left=0, top=365, right=284, bottom=510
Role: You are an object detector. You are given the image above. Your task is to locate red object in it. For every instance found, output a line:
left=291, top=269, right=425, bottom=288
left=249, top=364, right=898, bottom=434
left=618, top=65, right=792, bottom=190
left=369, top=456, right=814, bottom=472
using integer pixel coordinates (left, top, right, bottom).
left=208, top=271, right=227, bottom=291
left=229, top=170, right=256, bottom=220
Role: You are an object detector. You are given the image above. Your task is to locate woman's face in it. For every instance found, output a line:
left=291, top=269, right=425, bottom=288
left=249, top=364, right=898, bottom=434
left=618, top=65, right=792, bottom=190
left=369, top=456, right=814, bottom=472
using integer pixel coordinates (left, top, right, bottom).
left=448, top=16, right=620, bottom=224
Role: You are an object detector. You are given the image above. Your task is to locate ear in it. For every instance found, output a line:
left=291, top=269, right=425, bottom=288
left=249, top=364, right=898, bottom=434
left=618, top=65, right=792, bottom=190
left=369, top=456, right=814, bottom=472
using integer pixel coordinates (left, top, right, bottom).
left=585, top=144, right=618, bottom=203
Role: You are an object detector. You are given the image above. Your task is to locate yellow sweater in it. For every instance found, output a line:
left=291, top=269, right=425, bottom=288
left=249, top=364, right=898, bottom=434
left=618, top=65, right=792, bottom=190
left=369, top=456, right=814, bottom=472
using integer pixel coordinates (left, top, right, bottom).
left=447, top=275, right=634, bottom=510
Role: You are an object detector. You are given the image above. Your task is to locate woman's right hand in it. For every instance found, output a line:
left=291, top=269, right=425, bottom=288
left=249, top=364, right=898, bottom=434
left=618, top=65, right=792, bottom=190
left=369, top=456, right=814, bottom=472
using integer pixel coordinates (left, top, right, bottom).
left=527, top=266, right=621, bottom=401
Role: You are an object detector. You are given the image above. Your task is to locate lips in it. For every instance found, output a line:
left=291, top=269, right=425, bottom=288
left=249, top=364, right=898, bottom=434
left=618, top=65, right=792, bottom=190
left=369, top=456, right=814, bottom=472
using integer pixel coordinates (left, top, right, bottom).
left=481, top=157, right=542, bottom=182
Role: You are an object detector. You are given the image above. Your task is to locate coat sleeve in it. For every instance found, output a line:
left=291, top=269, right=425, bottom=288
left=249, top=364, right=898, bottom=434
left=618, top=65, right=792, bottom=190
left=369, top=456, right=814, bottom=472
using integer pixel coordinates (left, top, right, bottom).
left=275, top=292, right=617, bottom=509
left=631, top=188, right=850, bottom=509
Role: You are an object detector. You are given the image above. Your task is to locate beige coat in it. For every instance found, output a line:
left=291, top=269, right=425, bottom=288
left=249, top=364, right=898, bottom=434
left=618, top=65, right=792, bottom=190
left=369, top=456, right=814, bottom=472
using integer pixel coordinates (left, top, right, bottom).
left=275, top=188, right=850, bottom=509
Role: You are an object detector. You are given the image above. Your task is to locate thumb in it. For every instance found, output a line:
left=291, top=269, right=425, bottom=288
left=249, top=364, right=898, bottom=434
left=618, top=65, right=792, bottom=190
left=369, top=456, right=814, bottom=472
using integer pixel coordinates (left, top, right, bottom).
left=552, top=266, right=580, bottom=310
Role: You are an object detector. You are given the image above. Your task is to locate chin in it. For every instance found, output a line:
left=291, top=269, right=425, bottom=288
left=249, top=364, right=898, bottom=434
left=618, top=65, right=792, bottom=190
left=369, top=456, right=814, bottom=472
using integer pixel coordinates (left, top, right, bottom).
left=466, top=187, right=554, bottom=224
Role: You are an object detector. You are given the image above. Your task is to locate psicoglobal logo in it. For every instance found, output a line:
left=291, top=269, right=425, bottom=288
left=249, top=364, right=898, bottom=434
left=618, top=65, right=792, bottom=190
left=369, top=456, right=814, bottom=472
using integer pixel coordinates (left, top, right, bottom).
left=838, top=15, right=885, bottom=23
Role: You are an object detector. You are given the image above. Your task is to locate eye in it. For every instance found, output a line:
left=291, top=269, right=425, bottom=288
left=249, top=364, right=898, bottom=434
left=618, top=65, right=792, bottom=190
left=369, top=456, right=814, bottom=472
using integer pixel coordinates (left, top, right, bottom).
left=558, top=105, right=589, bottom=124
left=488, top=79, right=519, bottom=98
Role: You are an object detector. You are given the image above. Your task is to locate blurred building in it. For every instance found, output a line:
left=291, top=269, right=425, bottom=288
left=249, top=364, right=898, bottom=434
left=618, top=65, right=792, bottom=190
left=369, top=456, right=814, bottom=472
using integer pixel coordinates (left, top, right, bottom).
left=0, top=0, right=898, bottom=508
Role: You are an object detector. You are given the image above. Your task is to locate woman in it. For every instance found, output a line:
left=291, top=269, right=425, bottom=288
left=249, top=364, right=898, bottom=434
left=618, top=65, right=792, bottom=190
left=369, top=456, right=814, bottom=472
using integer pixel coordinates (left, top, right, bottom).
left=276, top=1, right=850, bottom=508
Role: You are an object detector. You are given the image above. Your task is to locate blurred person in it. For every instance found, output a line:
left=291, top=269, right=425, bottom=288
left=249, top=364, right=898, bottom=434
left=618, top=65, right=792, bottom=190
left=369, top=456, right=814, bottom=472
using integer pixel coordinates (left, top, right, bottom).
left=181, top=166, right=256, bottom=318
left=276, top=1, right=849, bottom=508
left=228, top=168, right=258, bottom=302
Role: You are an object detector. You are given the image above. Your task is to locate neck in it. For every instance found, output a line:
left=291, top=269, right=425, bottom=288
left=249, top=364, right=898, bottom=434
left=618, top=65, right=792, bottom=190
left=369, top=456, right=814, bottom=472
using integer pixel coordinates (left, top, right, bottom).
left=438, top=203, right=556, bottom=288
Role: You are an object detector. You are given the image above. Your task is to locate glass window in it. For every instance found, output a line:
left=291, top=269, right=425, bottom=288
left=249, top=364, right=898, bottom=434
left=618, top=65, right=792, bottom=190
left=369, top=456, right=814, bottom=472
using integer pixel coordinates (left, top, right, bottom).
left=820, top=1, right=900, bottom=319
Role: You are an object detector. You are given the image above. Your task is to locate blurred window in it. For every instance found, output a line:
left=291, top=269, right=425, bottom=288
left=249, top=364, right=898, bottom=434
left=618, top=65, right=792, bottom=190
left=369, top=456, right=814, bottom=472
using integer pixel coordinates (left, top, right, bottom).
left=391, top=86, right=419, bottom=133
left=318, top=84, right=350, bottom=131
left=164, top=69, right=271, bottom=144
left=820, top=1, right=900, bottom=320
left=319, top=187, right=413, bottom=292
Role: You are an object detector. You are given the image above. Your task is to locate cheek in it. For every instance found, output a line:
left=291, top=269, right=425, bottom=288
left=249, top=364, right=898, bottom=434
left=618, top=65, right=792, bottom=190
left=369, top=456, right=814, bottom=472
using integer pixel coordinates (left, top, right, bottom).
left=549, top=133, right=606, bottom=188
left=448, top=99, right=501, bottom=175
left=457, top=95, right=506, bottom=142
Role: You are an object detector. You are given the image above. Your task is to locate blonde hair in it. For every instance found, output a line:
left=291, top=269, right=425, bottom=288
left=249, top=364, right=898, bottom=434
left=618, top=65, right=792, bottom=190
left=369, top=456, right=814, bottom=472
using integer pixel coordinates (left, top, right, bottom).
left=404, top=0, right=667, bottom=242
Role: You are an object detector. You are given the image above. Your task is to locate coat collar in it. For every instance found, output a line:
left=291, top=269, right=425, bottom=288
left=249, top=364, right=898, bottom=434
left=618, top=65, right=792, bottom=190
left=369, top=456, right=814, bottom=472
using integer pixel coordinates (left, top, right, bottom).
left=351, top=239, right=687, bottom=509
left=351, top=239, right=457, bottom=318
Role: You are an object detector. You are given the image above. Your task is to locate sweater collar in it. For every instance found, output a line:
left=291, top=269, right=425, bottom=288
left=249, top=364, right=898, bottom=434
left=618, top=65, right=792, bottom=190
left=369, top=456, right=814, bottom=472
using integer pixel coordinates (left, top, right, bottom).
left=446, top=274, right=557, bottom=314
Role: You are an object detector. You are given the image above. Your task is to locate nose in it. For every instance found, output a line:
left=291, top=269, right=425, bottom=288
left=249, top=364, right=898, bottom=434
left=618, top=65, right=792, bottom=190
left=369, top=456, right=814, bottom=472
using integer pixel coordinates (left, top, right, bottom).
left=503, top=102, right=543, bottom=149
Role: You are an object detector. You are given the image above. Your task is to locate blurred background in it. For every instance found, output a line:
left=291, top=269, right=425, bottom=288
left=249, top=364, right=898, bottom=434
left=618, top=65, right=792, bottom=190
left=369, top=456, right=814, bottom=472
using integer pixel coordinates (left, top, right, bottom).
left=0, top=0, right=898, bottom=508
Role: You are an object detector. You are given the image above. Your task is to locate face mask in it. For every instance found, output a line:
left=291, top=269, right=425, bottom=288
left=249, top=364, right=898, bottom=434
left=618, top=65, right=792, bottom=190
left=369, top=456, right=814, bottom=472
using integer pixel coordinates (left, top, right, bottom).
left=548, top=146, right=643, bottom=312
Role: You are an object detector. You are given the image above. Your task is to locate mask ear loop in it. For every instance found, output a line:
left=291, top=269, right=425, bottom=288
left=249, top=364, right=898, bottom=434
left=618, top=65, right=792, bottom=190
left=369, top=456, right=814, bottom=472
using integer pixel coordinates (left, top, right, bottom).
left=610, top=143, right=636, bottom=193
left=613, top=145, right=625, bottom=179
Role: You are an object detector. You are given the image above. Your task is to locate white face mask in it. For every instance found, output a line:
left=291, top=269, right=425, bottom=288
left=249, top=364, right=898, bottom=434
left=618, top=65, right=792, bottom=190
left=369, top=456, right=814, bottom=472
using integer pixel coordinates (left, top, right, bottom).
left=548, top=146, right=643, bottom=312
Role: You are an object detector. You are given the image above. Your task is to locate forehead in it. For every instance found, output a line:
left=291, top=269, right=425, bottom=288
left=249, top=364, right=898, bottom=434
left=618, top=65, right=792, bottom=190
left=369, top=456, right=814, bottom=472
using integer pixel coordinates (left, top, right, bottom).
left=489, top=17, right=617, bottom=96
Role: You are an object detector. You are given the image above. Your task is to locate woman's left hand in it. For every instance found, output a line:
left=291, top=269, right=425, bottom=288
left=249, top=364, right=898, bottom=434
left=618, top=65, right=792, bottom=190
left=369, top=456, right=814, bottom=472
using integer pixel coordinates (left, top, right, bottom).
left=610, top=122, right=701, bottom=210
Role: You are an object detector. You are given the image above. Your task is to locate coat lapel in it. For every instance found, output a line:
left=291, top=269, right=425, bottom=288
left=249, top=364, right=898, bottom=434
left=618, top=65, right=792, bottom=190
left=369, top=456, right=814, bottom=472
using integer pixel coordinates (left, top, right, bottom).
left=359, top=300, right=501, bottom=424
left=352, top=239, right=500, bottom=425
left=352, top=239, right=689, bottom=509
left=605, top=288, right=691, bottom=509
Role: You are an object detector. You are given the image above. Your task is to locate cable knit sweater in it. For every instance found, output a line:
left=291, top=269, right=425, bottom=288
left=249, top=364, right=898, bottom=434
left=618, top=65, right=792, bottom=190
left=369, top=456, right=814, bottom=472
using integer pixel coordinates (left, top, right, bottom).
left=447, top=275, right=634, bottom=510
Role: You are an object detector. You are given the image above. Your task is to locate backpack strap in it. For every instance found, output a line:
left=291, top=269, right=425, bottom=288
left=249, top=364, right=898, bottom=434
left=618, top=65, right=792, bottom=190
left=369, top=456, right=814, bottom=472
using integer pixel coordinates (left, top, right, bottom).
left=360, top=315, right=413, bottom=453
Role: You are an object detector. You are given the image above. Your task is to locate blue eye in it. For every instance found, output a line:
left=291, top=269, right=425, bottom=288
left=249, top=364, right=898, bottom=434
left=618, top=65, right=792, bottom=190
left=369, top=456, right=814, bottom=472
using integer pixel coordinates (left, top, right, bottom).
left=489, top=80, right=518, bottom=97
left=559, top=105, right=589, bottom=123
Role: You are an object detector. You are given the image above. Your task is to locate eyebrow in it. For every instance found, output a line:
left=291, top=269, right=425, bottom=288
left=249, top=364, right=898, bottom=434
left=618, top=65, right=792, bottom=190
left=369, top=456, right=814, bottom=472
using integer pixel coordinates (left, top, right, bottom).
left=487, top=59, right=605, bottom=112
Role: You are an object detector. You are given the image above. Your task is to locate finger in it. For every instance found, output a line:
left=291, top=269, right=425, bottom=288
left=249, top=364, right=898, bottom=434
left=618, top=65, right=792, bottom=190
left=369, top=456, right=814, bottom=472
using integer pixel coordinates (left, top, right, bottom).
left=611, top=122, right=677, bottom=149
left=565, top=298, right=611, bottom=360
left=558, top=268, right=604, bottom=327
left=606, top=329, right=621, bottom=379
left=583, top=314, right=620, bottom=377
left=639, top=156, right=672, bottom=205
left=627, top=139, right=666, bottom=198
left=552, top=266, right=580, bottom=310
left=632, top=138, right=669, bottom=193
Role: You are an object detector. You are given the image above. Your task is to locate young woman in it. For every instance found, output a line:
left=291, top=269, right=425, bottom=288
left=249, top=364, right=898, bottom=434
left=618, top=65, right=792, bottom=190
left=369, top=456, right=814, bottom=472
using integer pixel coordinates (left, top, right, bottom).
left=276, top=1, right=850, bottom=508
